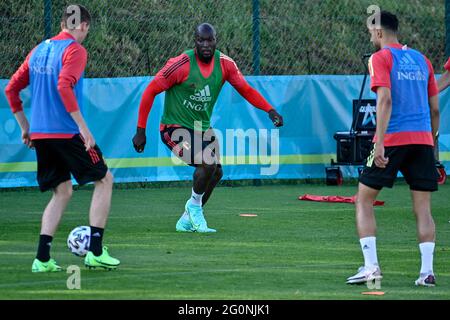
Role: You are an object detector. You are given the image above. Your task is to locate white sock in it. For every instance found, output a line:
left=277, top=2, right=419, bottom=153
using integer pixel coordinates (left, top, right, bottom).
left=419, top=242, right=435, bottom=275
left=190, top=189, right=204, bottom=206
left=360, top=236, right=379, bottom=268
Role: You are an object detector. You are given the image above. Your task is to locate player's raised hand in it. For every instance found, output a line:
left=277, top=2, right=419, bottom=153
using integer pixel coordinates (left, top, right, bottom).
left=269, top=109, right=283, bottom=127
left=132, top=127, right=146, bottom=153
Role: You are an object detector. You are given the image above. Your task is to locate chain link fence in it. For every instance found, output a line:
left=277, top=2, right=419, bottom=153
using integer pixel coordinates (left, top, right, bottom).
left=0, top=0, right=446, bottom=78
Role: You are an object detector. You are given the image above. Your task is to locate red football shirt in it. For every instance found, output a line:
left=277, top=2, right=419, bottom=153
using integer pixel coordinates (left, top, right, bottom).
left=5, top=32, right=87, bottom=139
left=444, top=57, right=450, bottom=72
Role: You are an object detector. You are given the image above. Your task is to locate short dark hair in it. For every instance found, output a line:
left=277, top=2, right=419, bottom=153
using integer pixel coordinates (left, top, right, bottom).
left=61, top=4, right=91, bottom=29
left=195, top=23, right=216, bottom=37
left=379, top=10, right=399, bottom=33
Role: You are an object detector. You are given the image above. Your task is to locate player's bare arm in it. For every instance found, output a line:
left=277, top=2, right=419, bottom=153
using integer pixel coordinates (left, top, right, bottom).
left=374, top=86, right=391, bottom=168
left=437, top=70, right=450, bottom=92
left=13, top=111, right=33, bottom=148
left=429, top=94, right=440, bottom=142
left=70, top=110, right=96, bottom=151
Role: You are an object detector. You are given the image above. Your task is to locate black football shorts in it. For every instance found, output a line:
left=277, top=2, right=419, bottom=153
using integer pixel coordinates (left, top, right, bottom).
left=34, top=134, right=108, bottom=192
left=359, top=144, right=438, bottom=192
left=160, top=125, right=220, bottom=167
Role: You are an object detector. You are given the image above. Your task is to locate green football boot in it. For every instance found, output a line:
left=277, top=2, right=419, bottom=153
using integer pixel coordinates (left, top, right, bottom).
left=185, top=200, right=217, bottom=233
left=176, top=210, right=195, bottom=232
left=84, top=246, right=120, bottom=270
left=31, top=258, right=62, bottom=273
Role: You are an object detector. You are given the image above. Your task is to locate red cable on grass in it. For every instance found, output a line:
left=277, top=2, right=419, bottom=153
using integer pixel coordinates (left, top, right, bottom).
left=298, top=194, right=385, bottom=206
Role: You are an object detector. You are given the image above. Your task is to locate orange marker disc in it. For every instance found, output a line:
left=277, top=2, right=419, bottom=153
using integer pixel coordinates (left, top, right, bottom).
left=362, top=291, right=385, bottom=296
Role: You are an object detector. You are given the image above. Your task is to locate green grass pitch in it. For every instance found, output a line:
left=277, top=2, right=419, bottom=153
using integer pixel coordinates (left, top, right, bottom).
left=0, top=183, right=449, bottom=299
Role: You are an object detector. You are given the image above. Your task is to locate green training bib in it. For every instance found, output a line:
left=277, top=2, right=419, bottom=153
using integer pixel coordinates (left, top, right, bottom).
left=161, top=49, right=223, bottom=131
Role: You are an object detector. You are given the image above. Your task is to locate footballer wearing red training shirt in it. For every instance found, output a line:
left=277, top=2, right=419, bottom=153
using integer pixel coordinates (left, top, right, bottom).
left=5, top=5, right=119, bottom=272
left=132, top=23, right=283, bottom=233
left=346, top=11, right=440, bottom=287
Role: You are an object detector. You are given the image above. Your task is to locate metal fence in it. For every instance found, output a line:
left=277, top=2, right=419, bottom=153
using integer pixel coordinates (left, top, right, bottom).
left=0, top=0, right=446, bottom=78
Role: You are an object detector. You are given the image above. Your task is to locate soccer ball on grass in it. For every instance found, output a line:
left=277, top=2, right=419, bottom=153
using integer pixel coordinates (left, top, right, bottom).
left=67, top=226, right=90, bottom=257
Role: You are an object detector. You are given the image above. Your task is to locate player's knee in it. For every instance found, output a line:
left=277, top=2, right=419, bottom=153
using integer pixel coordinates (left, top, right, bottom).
left=105, top=171, right=114, bottom=185
left=355, top=188, right=377, bottom=206
left=354, top=193, right=362, bottom=206
left=203, top=163, right=217, bottom=175
left=355, top=194, right=371, bottom=207
left=63, top=187, right=73, bottom=201
left=99, top=171, right=114, bottom=187
left=55, top=182, right=73, bottom=201
left=214, top=165, right=223, bottom=181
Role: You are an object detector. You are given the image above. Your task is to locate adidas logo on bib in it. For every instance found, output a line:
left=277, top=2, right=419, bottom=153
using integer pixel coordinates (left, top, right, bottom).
left=190, top=85, right=212, bottom=102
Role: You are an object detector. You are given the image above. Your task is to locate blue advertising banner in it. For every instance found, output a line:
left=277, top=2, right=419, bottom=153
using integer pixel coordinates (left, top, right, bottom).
left=0, top=75, right=449, bottom=188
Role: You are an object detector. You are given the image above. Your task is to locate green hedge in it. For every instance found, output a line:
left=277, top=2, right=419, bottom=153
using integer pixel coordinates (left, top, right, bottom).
left=0, top=0, right=445, bottom=78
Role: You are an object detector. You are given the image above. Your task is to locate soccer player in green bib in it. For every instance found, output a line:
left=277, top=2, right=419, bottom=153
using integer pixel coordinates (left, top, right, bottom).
left=132, top=23, right=283, bottom=233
